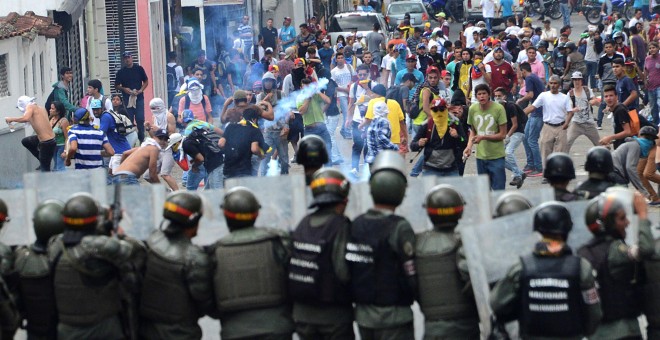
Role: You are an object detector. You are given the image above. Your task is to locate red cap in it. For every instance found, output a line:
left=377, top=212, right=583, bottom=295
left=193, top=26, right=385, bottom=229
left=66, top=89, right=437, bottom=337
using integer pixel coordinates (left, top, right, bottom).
left=440, top=70, right=450, bottom=78
left=431, top=98, right=447, bottom=109
left=406, top=54, right=417, bottom=61
left=426, top=65, right=440, bottom=75
left=294, top=58, right=306, bottom=66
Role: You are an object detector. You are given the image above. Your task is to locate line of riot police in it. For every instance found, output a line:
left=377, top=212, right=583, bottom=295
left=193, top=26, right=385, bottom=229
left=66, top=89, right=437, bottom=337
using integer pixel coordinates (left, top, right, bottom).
left=0, top=147, right=656, bottom=340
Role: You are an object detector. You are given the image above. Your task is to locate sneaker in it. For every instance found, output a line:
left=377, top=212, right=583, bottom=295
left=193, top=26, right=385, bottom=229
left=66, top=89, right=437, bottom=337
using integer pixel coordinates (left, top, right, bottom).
left=523, top=168, right=534, bottom=174
left=650, top=200, right=660, bottom=206
left=350, top=168, right=359, bottom=177
left=290, top=156, right=297, bottom=164
left=527, top=170, right=543, bottom=177
left=597, top=126, right=602, bottom=130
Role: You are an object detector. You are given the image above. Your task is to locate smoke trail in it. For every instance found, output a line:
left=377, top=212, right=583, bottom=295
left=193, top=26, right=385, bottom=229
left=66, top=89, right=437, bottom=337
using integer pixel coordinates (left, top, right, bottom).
left=264, top=78, right=330, bottom=129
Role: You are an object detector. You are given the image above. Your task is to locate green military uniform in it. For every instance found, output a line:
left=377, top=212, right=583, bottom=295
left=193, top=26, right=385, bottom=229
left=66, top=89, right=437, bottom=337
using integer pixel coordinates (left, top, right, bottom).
left=292, top=208, right=354, bottom=339
left=350, top=208, right=417, bottom=340
left=139, top=230, right=214, bottom=340
left=644, top=236, right=660, bottom=340
left=416, top=229, right=479, bottom=339
left=490, top=244, right=602, bottom=340
left=49, top=234, right=142, bottom=340
left=580, top=219, right=655, bottom=339
left=212, top=227, right=294, bottom=340
left=0, top=199, right=19, bottom=339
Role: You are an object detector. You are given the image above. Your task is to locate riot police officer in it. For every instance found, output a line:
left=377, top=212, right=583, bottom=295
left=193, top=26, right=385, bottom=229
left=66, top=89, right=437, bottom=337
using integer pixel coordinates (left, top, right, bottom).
left=345, top=150, right=417, bottom=339
left=211, top=187, right=294, bottom=340
left=0, top=199, right=14, bottom=277
left=0, top=199, right=20, bottom=340
left=493, top=192, right=533, bottom=218
left=575, top=146, right=616, bottom=199
left=48, top=193, right=143, bottom=340
left=296, top=135, right=329, bottom=185
left=139, top=191, right=214, bottom=339
left=490, top=202, right=602, bottom=339
left=14, top=200, right=66, bottom=340
left=543, top=152, right=582, bottom=202
left=415, top=184, right=479, bottom=339
left=578, top=191, right=655, bottom=339
left=644, top=238, right=660, bottom=340
left=289, top=169, right=354, bottom=339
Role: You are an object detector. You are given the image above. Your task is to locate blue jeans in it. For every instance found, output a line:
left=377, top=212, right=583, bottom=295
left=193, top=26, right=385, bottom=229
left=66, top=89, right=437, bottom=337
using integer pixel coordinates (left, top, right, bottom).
left=351, top=121, right=367, bottom=170
left=338, top=96, right=349, bottom=134
left=648, top=87, right=660, bottom=125
left=261, top=130, right=290, bottom=176
left=485, top=17, right=493, bottom=36
left=325, top=115, right=344, bottom=163
left=187, top=164, right=208, bottom=190
left=477, top=157, right=506, bottom=190
left=410, top=124, right=425, bottom=177
left=560, top=3, right=571, bottom=27
left=505, top=132, right=525, bottom=178
left=305, top=123, right=333, bottom=167
left=206, top=165, right=224, bottom=189
left=53, top=145, right=65, bottom=171
left=110, top=173, right=139, bottom=185
left=122, top=94, right=145, bottom=142
left=597, top=101, right=606, bottom=127
left=585, top=61, right=598, bottom=90
left=422, top=167, right=459, bottom=177
left=523, top=116, right=543, bottom=171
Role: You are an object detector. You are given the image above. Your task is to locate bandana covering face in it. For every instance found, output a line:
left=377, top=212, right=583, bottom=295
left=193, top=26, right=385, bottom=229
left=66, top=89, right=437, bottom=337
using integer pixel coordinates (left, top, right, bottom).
left=149, top=98, right=168, bottom=130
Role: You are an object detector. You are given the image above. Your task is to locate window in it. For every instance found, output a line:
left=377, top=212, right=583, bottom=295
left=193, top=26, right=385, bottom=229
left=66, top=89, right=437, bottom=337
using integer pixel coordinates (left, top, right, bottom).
left=32, top=54, right=37, bottom=96
left=23, top=66, right=28, bottom=95
left=40, top=53, right=45, bottom=94
left=0, top=54, right=9, bottom=97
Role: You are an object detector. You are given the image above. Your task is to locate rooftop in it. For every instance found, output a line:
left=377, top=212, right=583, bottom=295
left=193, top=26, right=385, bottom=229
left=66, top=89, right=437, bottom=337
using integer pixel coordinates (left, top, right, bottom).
left=0, top=11, right=62, bottom=41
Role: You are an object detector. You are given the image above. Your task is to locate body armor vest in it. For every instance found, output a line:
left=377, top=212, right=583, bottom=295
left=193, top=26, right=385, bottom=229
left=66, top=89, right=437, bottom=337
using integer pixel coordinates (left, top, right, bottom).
left=14, top=246, right=57, bottom=337
left=575, top=179, right=615, bottom=199
left=644, top=256, right=660, bottom=326
left=416, top=232, right=477, bottom=320
left=213, top=230, right=287, bottom=313
left=140, top=230, right=200, bottom=324
left=578, top=238, right=642, bottom=322
left=288, top=213, right=351, bottom=306
left=346, top=214, right=414, bottom=306
left=53, top=240, right=121, bottom=326
left=520, top=254, right=583, bottom=337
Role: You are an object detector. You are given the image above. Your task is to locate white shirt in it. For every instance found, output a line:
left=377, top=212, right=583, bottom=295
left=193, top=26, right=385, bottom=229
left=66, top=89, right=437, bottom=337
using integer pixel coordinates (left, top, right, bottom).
left=470, top=64, right=492, bottom=104
left=350, top=81, right=378, bottom=123
left=532, top=91, right=572, bottom=124
left=167, top=62, right=185, bottom=92
left=481, top=0, right=496, bottom=18
left=584, top=37, right=599, bottom=62
left=505, top=26, right=521, bottom=37
left=464, top=27, right=480, bottom=48
left=381, top=54, right=395, bottom=85
left=629, top=18, right=643, bottom=28
left=516, top=50, right=543, bottom=64
left=331, top=65, right=355, bottom=97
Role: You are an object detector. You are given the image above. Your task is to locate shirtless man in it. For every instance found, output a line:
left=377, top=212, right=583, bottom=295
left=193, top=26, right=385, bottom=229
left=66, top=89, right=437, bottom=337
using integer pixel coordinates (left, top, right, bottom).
left=7, top=96, right=57, bottom=171
left=144, top=98, right=178, bottom=190
left=110, top=129, right=169, bottom=185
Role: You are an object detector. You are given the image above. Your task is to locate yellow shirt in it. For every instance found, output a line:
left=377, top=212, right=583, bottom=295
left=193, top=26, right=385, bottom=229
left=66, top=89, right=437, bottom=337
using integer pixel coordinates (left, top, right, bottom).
left=365, top=97, right=405, bottom=144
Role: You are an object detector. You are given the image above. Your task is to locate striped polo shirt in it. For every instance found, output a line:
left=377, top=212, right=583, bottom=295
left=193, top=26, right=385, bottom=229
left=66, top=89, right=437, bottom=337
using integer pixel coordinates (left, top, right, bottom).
left=68, top=124, right=109, bottom=169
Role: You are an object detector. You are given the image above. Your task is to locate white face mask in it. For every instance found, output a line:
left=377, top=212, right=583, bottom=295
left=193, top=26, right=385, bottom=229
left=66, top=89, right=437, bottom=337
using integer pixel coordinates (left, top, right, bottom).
left=189, top=88, right=203, bottom=104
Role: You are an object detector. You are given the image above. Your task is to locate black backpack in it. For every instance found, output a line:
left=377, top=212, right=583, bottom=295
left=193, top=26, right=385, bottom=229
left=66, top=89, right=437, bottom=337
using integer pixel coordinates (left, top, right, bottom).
left=189, top=127, right=222, bottom=155
left=166, top=65, right=178, bottom=92
left=184, top=95, right=207, bottom=112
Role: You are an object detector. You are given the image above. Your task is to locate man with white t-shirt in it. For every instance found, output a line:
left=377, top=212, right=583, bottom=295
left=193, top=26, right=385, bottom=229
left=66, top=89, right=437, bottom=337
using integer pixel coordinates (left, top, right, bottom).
left=504, top=18, right=520, bottom=37
left=331, top=53, right=355, bottom=138
left=463, top=21, right=479, bottom=49
left=346, top=64, right=377, bottom=176
left=481, top=0, right=496, bottom=35
left=516, top=38, right=543, bottom=66
left=523, top=75, right=575, bottom=170
left=380, top=45, right=399, bottom=87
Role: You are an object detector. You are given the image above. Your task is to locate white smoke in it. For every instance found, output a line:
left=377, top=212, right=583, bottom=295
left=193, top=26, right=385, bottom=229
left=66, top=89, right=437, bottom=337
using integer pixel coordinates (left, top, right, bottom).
left=265, top=78, right=330, bottom=129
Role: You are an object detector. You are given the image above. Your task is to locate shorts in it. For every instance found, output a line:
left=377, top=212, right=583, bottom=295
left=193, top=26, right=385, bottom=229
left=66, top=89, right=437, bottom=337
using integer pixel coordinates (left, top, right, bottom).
left=288, top=115, right=304, bottom=141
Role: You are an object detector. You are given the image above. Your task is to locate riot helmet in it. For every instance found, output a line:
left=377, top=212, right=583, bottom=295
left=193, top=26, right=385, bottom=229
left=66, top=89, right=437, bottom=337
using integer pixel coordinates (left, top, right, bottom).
left=0, top=199, right=8, bottom=227
left=424, top=184, right=465, bottom=228
left=533, top=201, right=573, bottom=238
left=33, top=199, right=66, bottom=245
left=584, top=146, right=614, bottom=175
left=163, top=191, right=203, bottom=229
left=309, top=168, right=350, bottom=208
left=222, top=187, right=261, bottom=230
left=297, top=135, right=329, bottom=168
left=587, top=192, right=627, bottom=238
left=543, top=152, right=576, bottom=181
left=62, top=193, right=100, bottom=230
left=493, top=192, right=533, bottom=217
left=369, top=151, right=407, bottom=207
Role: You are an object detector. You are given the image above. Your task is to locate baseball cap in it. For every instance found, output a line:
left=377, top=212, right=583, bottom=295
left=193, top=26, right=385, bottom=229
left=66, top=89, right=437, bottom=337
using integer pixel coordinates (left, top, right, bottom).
left=122, top=51, right=132, bottom=58
left=431, top=98, right=447, bottom=110
left=73, top=108, right=90, bottom=122
left=640, top=126, right=658, bottom=139
left=477, top=21, right=486, bottom=27
left=426, top=65, right=440, bottom=75
left=233, top=90, right=248, bottom=101
left=493, top=46, right=504, bottom=52
left=252, top=81, right=263, bottom=91
left=336, top=43, right=344, bottom=49
left=181, top=109, right=195, bottom=123
left=265, top=47, right=273, bottom=54
left=396, top=43, right=407, bottom=50
left=153, top=129, right=168, bottom=139
left=90, top=99, right=103, bottom=109
left=294, top=58, right=306, bottom=66
left=401, top=73, right=417, bottom=82
left=356, top=32, right=363, bottom=38
left=435, top=12, right=446, bottom=18
left=521, top=37, right=531, bottom=42
left=268, top=65, right=279, bottom=72
left=524, top=17, right=533, bottom=23
left=571, top=71, right=583, bottom=79
left=406, top=54, right=417, bottom=61
left=424, top=22, right=431, bottom=28
left=166, top=133, right=183, bottom=151
left=417, top=43, right=426, bottom=49
left=372, top=84, right=387, bottom=97
left=440, top=70, right=449, bottom=78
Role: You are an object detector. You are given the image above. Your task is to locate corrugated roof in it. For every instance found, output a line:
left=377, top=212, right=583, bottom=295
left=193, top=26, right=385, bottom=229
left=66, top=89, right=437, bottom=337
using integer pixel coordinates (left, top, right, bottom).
left=0, top=11, right=62, bottom=41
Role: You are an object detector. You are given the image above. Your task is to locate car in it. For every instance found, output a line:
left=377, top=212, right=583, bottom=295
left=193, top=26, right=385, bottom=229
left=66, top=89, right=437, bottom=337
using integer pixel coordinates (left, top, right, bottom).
left=327, top=10, right=390, bottom=46
left=385, top=0, right=433, bottom=31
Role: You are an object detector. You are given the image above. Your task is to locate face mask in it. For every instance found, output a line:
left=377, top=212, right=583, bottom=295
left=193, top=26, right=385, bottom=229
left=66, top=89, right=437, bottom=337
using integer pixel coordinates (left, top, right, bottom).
left=189, top=88, right=203, bottom=104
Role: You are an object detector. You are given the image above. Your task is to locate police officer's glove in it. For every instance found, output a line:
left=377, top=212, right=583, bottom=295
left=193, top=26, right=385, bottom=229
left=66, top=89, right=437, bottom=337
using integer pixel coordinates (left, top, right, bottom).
left=487, top=315, right=511, bottom=340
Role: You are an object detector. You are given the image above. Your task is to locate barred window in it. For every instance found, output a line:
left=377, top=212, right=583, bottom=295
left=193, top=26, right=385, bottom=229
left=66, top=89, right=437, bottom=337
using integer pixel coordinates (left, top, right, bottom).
left=0, top=54, right=9, bottom=97
left=32, top=54, right=37, bottom=96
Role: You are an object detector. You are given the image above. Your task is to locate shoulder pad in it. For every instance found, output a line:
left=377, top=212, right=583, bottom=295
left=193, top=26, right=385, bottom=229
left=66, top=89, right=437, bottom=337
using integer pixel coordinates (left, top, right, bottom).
left=184, top=244, right=211, bottom=270
left=147, top=230, right=191, bottom=263
left=79, top=235, right=134, bottom=263
left=13, top=246, right=50, bottom=278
